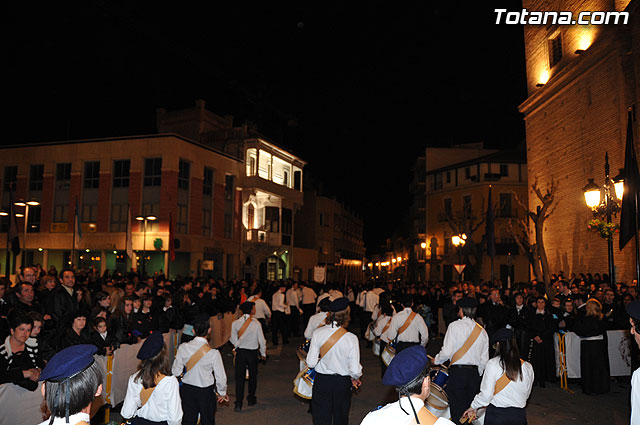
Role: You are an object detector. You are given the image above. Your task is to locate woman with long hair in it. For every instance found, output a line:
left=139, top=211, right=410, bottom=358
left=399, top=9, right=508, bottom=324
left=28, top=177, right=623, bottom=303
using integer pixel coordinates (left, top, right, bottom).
left=121, top=332, right=183, bottom=425
left=462, top=328, right=534, bottom=425
left=574, top=298, right=610, bottom=394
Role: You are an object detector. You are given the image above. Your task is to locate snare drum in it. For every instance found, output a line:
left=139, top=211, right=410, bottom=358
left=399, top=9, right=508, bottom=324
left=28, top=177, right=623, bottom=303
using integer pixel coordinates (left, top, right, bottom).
left=296, top=340, right=310, bottom=361
left=429, top=365, right=449, bottom=392
left=293, top=365, right=316, bottom=399
left=426, top=378, right=449, bottom=419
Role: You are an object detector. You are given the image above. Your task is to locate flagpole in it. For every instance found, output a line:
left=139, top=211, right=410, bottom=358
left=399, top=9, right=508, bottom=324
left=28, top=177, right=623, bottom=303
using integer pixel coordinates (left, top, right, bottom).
left=71, top=197, right=77, bottom=268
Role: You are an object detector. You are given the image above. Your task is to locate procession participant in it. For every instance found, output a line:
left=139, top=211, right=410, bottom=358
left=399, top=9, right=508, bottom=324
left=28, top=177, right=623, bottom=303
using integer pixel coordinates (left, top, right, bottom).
left=286, top=282, right=303, bottom=336
left=271, top=282, right=289, bottom=345
left=387, top=295, right=429, bottom=354
left=307, top=297, right=362, bottom=425
left=360, top=345, right=455, bottom=425
left=121, top=332, right=183, bottom=425
left=172, top=314, right=228, bottom=425
left=372, top=301, right=394, bottom=377
left=230, top=301, right=266, bottom=411
left=37, top=344, right=103, bottom=425
left=301, top=281, right=318, bottom=328
left=462, top=328, right=534, bottom=425
left=433, top=297, right=489, bottom=425
left=627, top=300, right=640, bottom=424
left=247, top=287, right=271, bottom=335
left=304, top=297, right=332, bottom=340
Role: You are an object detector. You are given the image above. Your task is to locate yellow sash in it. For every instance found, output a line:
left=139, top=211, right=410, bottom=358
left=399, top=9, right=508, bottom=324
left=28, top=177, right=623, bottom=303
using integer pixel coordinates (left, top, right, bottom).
left=397, top=312, right=417, bottom=336
left=493, top=359, right=525, bottom=395
left=140, top=374, right=166, bottom=407
left=237, top=317, right=253, bottom=340
left=186, top=343, right=212, bottom=372
left=75, top=421, right=90, bottom=425
left=450, top=322, right=483, bottom=365
left=319, top=327, right=347, bottom=358
left=410, top=406, right=438, bottom=425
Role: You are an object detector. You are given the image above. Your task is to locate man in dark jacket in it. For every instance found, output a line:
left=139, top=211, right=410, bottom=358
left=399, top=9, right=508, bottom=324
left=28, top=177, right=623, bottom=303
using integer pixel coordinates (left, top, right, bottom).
left=45, top=269, right=79, bottom=333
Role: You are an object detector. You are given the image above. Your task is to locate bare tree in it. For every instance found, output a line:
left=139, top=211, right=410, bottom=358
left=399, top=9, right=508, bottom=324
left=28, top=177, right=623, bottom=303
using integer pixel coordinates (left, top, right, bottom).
left=512, top=178, right=559, bottom=296
left=442, top=203, right=486, bottom=283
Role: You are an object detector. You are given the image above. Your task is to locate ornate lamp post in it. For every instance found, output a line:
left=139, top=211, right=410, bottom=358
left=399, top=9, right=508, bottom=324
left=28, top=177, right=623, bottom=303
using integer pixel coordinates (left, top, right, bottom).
left=135, top=215, right=157, bottom=278
left=582, top=152, right=622, bottom=286
left=451, top=233, right=467, bottom=282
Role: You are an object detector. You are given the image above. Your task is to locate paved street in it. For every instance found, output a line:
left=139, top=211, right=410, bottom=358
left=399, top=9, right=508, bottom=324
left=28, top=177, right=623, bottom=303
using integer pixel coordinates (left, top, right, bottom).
left=100, top=329, right=632, bottom=425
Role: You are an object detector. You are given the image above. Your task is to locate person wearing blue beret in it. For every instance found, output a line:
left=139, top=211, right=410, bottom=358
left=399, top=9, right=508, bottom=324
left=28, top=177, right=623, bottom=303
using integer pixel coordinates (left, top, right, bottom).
left=37, top=344, right=103, bottom=425
left=361, top=345, right=454, bottom=425
left=121, top=332, right=183, bottom=425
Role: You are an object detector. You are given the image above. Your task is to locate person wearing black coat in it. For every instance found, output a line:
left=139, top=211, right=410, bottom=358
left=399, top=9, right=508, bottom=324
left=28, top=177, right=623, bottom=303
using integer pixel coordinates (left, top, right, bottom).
left=44, top=269, right=80, bottom=333
left=526, top=297, right=557, bottom=387
left=508, top=292, right=531, bottom=359
left=58, top=310, right=92, bottom=351
left=478, top=288, right=509, bottom=341
left=558, top=298, right=577, bottom=333
left=88, top=317, right=115, bottom=356
left=574, top=298, right=610, bottom=395
left=109, top=296, right=139, bottom=346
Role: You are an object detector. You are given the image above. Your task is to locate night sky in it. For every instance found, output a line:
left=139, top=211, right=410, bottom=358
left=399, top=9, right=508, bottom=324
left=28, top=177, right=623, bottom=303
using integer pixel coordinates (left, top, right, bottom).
left=6, top=1, right=527, bottom=254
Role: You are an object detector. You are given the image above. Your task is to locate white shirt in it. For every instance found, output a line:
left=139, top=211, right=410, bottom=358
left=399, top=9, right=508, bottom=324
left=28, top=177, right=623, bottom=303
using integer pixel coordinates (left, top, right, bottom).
left=470, top=356, right=534, bottom=409
left=373, top=315, right=393, bottom=343
left=120, top=374, right=183, bottom=425
left=301, top=286, right=317, bottom=305
left=387, top=308, right=429, bottom=346
left=363, top=291, right=378, bottom=312
left=632, top=367, right=640, bottom=424
left=329, top=289, right=344, bottom=300
left=434, top=317, right=489, bottom=374
left=272, top=291, right=288, bottom=313
left=230, top=314, right=266, bottom=357
left=306, top=323, right=362, bottom=379
left=286, top=288, right=301, bottom=310
left=247, top=296, right=271, bottom=320
left=171, top=336, right=227, bottom=395
left=304, top=312, right=328, bottom=339
left=360, top=397, right=455, bottom=425
left=38, top=412, right=90, bottom=425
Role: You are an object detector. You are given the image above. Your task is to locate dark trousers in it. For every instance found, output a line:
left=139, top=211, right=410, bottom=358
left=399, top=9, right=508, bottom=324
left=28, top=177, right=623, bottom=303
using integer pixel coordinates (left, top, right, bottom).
left=447, top=366, right=480, bottom=425
left=359, top=311, right=371, bottom=339
left=131, top=418, right=168, bottom=425
left=289, top=307, right=301, bottom=336
left=180, top=383, right=217, bottom=425
left=302, top=303, right=315, bottom=329
left=379, top=340, right=388, bottom=378
left=395, top=341, right=419, bottom=354
left=272, top=311, right=289, bottom=344
left=235, top=348, right=258, bottom=405
left=484, top=404, right=527, bottom=425
left=311, top=373, right=353, bottom=425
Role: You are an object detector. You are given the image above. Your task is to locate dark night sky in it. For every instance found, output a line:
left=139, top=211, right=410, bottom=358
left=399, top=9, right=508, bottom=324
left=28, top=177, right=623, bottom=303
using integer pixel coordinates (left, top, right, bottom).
left=6, top=1, right=527, bottom=254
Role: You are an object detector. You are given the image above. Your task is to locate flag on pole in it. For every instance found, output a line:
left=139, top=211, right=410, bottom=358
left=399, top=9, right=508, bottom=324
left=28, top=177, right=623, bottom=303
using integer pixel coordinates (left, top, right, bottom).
left=169, top=212, right=175, bottom=261
left=8, top=185, right=20, bottom=257
left=74, top=198, right=82, bottom=249
left=485, top=185, right=496, bottom=258
left=126, top=205, right=133, bottom=260
left=620, top=109, right=640, bottom=250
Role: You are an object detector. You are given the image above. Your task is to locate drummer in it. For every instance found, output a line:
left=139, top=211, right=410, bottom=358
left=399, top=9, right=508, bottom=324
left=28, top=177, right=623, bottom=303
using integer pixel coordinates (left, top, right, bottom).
left=433, top=297, right=488, bottom=425
left=304, top=297, right=332, bottom=340
left=462, top=328, right=534, bottom=425
left=360, top=345, right=455, bottom=425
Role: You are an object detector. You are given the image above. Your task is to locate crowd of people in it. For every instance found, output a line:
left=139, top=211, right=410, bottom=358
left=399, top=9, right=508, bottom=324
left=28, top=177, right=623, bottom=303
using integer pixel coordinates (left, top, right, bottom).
left=0, top=263, right=638, bottom=424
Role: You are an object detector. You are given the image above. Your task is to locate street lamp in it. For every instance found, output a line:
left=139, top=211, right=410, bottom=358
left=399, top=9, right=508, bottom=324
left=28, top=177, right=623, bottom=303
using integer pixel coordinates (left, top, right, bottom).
left=14, top=200, right=40, bottom=267
left=135, top=214, right=157, bottom=278
left=452, top=233, right=467, bottom=282
left=582, top=152, right=621, bottom=286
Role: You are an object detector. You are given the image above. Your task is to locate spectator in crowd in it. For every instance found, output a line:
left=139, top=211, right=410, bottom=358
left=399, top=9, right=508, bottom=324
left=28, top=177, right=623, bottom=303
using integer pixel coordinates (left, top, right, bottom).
left=59, top=310, right=91, bottom=350
left=558, top=298, right=577, bottom=333
left=508, top=292, right=530, bottom=358
left=110, top=295, right=140, bottom=346
left=527, top=297, right=557, bottom=387
left=574, top=298, right=610, bottom=395
left=0, top=310, right=41, bottom=390
left=89, top=317, right=115, bottom=356
left=46, top=269, right=80, bottom=333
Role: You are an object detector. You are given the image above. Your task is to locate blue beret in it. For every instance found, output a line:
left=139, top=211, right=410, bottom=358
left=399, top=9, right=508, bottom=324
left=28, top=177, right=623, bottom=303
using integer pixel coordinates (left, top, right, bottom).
left=318, top=297, right=332, bottom=312
left=457, top=297, right=478, bottom=308
left=329, top=297, right=349, bottom=312
left=382, top=345, right=428, bottom=387
left=627, top=300, right=640, bottom=321
left=137, top=332, right=164, bottom=360
left=40, top=344, right=97, bottom=382
left=240, top=301, right=255, bottom=314
left=490, top=328, right=514, bottom=345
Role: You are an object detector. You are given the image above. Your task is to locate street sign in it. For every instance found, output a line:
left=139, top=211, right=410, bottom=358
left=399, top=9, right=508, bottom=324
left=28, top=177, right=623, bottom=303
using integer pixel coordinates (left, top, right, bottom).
left=454, top=264, right=466, bottom=275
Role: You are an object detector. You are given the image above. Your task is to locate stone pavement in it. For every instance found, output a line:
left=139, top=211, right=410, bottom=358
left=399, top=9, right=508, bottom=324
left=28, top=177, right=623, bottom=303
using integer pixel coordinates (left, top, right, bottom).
left=101, top=332, right=632, bottom=425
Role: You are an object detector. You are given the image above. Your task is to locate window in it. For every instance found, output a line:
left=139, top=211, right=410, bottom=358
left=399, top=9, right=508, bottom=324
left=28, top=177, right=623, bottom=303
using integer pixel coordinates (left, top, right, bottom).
left=294, top=170, right=302, bottom=191
left=282, top=208, right=292, bottom=245
left=224, top=175, right=234, bottom=200
left=29, top=165, right=44, bottom=191
left=84, top=161, right=100, bottom=189
left=446, top=171, right=451, bottom=184
left=465, top=167, right=471, bottom=180
left=224, top=213, right=233, bottom=239
left=144, top=158, right=161, bottom=187
left=203, top=167, right=213, bottom=196
left=3, top=166, right=17, bottom=191
left=56, top=163, right=71, bottom=190
left=434, top=173, right=443, bottom=190
left=499, top=193, right=513, bottom=218
left=266, top=206, right=279, bottom=232
left=110, top=204, right=127, bottom=232
left=246, top=149, right=257, bottom=176
left=27, top=205, right=40, bottom=233
left=202, top=208, right=212, bottom=236
left=549, top=33, right=563, bottom=67
left=82, top=204, right=97, bottom=223
left=113, top=160, right=130, bottom=188
left=53, top=205, right=68, bottom=223
left=500, top=164, right=509, bottom=177
left=177, top=203, right=188, bottom=234
left=258, top=151, right=271, bottom=180
left=319, top=212, right=325, bottom=227
left=178, top=159, right=190, bottom=190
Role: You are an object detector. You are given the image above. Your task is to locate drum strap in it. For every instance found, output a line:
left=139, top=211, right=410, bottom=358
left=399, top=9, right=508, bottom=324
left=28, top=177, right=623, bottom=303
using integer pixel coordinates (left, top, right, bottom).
left=186, top=343, right=212, bottom=372
left=319, top=327, right=347, bottom=358
left=493, top=359, right=525, bottom=395
left=450, top=322, right=483, bottom=365
left=140, top=374, right=166, bottom=407
left=75, top=422, right=90, bottom=425
left=397, top=312, right=417, bottom=336
left=237, top=317, right=253, bottom=340
left=410, top=406, right=438, bottom=425
left=381, top=317, right=392, bottom=335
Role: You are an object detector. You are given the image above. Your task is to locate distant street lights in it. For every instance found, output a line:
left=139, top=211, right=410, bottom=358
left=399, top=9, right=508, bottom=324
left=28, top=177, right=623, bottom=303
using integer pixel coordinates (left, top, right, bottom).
left=582, top=152, right=623, bottom=286
left=452, top=233, right=467, bottom=282
left=136, top=215, right=157, bottom=277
